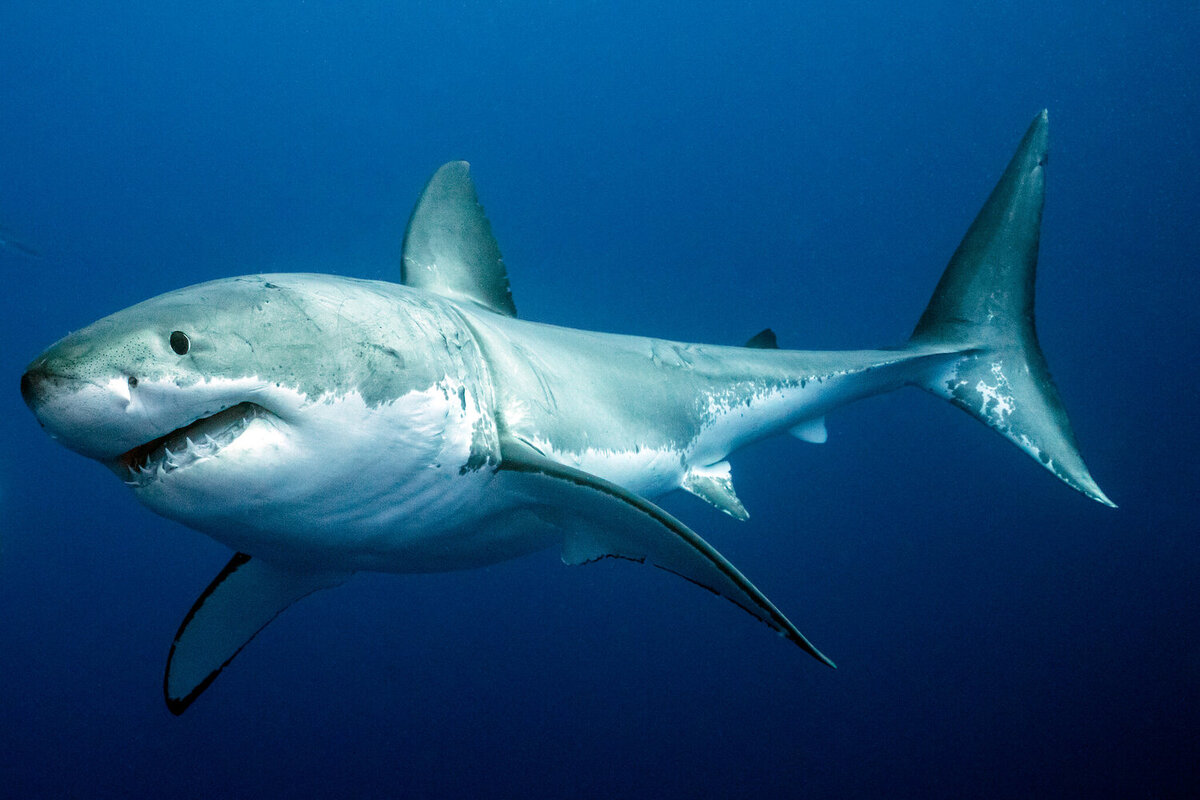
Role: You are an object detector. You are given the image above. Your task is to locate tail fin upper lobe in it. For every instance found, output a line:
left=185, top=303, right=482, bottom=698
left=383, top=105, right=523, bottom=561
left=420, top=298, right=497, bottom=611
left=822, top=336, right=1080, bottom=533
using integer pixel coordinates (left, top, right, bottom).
left=909, top=110, right=1114, bottom=507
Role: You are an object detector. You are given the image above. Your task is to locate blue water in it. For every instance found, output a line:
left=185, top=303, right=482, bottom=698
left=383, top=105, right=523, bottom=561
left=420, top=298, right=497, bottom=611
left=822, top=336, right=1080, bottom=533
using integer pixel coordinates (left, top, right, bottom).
left=2, top=3, right=1196, bottom=797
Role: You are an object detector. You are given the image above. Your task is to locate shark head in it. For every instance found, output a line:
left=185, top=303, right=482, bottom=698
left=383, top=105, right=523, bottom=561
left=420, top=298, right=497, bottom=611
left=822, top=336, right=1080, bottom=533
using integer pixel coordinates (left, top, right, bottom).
left=24, top=278, right=292, bottom=467
left=21, top=273, right=500, bottom=558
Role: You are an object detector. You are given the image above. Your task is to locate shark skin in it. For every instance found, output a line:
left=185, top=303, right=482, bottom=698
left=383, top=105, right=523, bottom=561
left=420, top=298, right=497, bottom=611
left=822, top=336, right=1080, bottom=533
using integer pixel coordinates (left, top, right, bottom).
left=20, top=110, right=1113, bottom=714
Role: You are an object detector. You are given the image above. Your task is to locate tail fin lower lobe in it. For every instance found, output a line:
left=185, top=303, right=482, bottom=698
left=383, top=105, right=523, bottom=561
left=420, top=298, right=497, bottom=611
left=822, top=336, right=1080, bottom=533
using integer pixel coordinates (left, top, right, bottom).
left=909, top=110, right=1114, bottom=507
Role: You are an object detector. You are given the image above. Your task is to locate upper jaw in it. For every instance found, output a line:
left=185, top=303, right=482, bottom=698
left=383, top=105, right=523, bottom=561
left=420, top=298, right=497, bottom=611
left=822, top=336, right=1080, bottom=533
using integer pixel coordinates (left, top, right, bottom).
left=115, top=402, right=269, bottom=487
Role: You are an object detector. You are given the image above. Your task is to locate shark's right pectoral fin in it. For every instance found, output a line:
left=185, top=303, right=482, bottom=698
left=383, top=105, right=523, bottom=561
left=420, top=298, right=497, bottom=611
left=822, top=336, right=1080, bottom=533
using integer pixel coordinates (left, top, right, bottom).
left=164, top=553, right=348, bottom=715
left=499, top=440, right=835, bottom=667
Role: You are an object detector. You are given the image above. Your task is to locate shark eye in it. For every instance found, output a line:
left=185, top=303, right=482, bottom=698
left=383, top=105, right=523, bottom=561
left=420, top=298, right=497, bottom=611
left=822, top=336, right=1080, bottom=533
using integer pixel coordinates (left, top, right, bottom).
left=169, top=330, right=191, bottom=355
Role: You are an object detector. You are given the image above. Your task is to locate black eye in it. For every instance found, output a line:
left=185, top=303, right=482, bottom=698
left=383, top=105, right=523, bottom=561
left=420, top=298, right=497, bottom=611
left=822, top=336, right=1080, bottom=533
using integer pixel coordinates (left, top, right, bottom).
left=170, top=330, right=191, bottom=355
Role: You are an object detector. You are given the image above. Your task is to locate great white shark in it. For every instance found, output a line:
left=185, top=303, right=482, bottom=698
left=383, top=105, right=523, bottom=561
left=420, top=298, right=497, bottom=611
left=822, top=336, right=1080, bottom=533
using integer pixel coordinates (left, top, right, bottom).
left=21, top=111, right=1113, bottom=714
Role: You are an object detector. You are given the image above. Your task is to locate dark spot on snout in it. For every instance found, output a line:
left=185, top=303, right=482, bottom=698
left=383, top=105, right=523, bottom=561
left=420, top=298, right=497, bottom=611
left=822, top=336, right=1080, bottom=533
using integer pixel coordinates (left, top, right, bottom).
left=20, top=364, right=52, bottom=414
left=128, top=376, right=138, bottom=388
left=19, top=369, right=35, bottom=409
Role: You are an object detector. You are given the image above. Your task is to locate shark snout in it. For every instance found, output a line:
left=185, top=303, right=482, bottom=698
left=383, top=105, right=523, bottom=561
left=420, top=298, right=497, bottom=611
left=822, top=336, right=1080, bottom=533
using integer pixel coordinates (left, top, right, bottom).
left=20, top=361, right=82, bottom=437
left=20, top=367, right=36, bottom=410
left=20, top=361, right=96, bottom=413
left=19, top=359, right=143, bottom=460
left=20, top=362, right=56, bottom=413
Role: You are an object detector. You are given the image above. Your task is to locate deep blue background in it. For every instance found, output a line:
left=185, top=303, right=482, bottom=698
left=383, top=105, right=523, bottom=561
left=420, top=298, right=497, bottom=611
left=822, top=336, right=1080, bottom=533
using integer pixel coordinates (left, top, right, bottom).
left=2, top=3, right=1196, bottom=797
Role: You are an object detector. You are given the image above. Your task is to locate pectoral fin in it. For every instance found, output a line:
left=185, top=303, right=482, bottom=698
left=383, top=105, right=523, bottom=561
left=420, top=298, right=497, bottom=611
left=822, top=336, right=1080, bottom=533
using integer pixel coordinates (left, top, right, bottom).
left=499, top=440, right=835, bottom=667
left=164, top=553, right=348, bottom=715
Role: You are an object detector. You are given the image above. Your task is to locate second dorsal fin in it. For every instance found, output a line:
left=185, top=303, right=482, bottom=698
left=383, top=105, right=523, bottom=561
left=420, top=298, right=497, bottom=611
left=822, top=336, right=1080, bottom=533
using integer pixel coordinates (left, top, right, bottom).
left=744, top=328, right=779, bottom=349
left=401, top=161, right=517, bottom=317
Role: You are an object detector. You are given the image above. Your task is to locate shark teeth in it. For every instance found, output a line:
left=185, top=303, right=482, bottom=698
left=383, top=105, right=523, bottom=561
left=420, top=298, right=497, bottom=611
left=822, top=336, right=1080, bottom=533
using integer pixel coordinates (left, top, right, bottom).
left=119, top=402, right=266, bottom=488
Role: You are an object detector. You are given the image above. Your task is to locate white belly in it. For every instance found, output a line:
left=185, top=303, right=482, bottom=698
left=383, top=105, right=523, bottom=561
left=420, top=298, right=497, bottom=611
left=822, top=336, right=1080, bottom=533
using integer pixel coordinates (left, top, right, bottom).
left=132, top=379, right=555, bottom=572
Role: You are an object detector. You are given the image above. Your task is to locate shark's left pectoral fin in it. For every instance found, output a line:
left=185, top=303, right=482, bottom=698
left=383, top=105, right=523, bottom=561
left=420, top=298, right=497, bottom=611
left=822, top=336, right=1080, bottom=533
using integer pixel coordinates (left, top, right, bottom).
left=164, top=553, right=348, bottom=715
left=499, top=441, right=835, bottom=667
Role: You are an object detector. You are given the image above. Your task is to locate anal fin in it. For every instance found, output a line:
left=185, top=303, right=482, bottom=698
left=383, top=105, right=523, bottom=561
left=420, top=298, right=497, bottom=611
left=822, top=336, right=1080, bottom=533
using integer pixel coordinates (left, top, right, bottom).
left=789, top=416, right=828, bottom=444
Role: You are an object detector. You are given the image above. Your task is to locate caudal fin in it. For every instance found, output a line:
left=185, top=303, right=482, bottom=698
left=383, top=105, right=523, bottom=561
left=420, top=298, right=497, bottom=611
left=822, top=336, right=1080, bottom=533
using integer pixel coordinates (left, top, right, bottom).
left=909, top=110, right=1115, bottom=507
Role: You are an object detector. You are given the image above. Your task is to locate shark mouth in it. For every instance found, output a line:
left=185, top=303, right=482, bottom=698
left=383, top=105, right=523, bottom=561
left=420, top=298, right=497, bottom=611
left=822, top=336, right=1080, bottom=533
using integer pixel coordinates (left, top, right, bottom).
left=118, top=402, right=267, bottom=487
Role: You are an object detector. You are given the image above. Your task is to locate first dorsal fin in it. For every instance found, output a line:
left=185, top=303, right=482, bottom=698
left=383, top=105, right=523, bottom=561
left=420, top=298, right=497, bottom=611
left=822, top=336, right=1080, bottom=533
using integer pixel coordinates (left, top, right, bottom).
left=401, top=161, right=517, bottom=317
